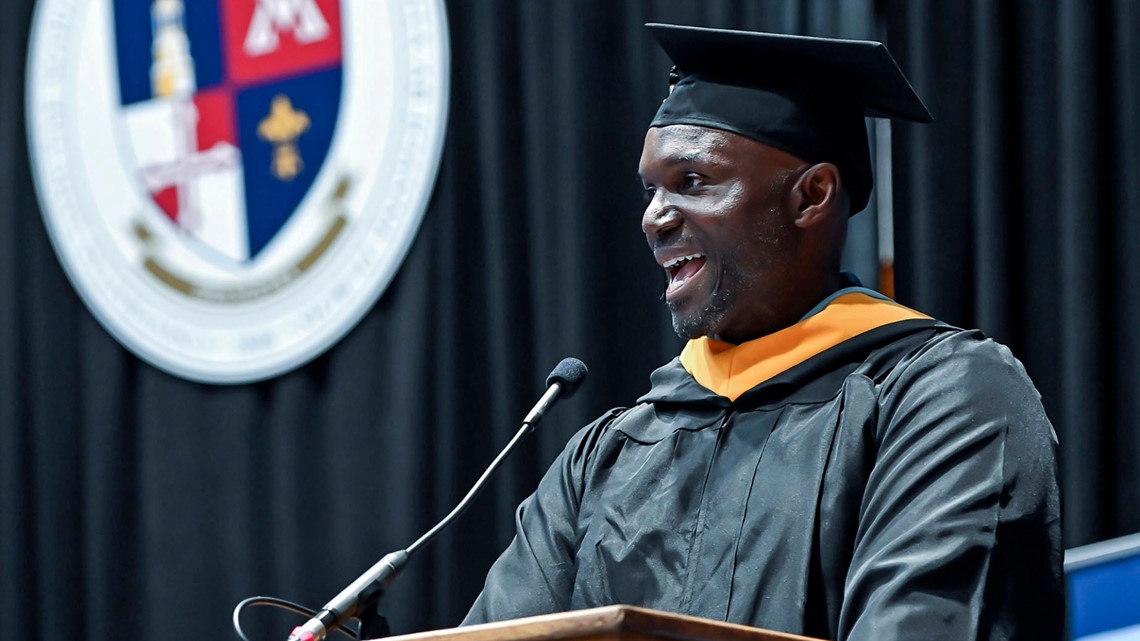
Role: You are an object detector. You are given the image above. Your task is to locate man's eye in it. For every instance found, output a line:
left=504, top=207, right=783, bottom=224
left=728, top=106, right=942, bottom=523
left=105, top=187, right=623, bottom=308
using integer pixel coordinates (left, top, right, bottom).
left=643, top=186, right=657, bottom=202
left=680, top=174, right=703, bottom=190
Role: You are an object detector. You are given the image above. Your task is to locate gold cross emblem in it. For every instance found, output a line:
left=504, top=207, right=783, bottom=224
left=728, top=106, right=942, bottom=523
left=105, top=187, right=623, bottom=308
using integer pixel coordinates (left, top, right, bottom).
left=257, top=94, right=311, bottom=181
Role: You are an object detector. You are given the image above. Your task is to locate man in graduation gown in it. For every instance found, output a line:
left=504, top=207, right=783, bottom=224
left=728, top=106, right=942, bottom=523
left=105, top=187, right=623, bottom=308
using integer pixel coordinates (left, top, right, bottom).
left=463, top=24, right=1063, bottom=641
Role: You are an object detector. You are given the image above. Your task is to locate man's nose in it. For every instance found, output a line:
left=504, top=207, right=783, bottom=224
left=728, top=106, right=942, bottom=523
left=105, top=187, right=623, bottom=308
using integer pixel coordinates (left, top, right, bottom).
left=641, top=192, right=681, bottom=241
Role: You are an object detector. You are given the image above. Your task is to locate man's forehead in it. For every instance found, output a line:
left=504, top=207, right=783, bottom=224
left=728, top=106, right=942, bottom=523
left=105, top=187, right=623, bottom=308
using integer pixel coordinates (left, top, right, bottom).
left=646, top=125, right=732, bottom=155
left=639, top=124, right=799, bottom=172
left=651, top=123, right=734, bottom=144
left=638, top=126, right=732, bottom=177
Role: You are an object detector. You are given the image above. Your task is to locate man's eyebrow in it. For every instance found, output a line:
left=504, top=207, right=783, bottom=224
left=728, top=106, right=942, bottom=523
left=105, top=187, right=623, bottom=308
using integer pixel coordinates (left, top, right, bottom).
left=640, top=151, right=718, bottom=182
left=638, top=148, right=722, bottom=184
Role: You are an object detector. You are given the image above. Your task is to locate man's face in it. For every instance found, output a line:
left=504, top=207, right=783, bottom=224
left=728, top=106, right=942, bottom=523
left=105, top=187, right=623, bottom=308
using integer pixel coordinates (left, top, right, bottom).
left=638, top=124, right=806, bottom=343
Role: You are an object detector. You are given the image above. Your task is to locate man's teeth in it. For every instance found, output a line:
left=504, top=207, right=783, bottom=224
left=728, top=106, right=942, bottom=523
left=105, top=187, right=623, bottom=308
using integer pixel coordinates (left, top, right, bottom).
left=663, top=253, right=704, bottom=270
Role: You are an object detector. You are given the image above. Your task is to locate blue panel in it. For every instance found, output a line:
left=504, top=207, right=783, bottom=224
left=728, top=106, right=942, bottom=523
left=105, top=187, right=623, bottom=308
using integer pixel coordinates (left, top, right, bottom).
left=113, top=0, right=152, bottom=105
left=114, top=0, right=225, bottom=105
left=1069, top=554, right=1140, bottom=638
left=235, top=66, right=343, bottom=258
left=183, top=0, right=224, bottom=90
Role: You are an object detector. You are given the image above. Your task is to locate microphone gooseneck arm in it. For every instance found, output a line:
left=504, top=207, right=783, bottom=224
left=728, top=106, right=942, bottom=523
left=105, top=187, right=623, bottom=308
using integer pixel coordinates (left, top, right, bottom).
left=409, top=395, right=552, bottom=556
left=286, top=358, right=588, bottom=641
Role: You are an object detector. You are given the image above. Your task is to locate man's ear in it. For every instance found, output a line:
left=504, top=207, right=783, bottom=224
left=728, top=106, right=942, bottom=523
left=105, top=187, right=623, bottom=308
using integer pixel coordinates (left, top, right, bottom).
left=788, top=162, right=843, bottom=229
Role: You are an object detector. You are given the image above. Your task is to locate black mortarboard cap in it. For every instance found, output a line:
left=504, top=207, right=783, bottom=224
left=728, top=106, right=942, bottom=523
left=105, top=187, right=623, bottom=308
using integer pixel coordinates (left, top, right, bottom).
left=647, top=23, right=933, bottom=214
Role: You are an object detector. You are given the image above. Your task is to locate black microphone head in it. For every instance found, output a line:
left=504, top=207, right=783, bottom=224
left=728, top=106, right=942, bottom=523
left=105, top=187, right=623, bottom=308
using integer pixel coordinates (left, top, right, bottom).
left=546, top=357, right=588, bottom=399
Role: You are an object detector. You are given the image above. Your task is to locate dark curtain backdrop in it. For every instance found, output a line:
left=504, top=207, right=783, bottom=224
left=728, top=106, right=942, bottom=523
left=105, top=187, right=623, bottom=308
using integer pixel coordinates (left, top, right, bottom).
left=885, top=0, right=1140, bottom=546
left=1, top=1, right=1137, bottom=641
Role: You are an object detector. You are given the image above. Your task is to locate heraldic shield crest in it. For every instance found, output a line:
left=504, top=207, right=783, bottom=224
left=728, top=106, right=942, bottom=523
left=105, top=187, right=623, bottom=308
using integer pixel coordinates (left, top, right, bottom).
left=27, top=0, right=449, bottom=383
left=114, top=0, right=343, bottom=263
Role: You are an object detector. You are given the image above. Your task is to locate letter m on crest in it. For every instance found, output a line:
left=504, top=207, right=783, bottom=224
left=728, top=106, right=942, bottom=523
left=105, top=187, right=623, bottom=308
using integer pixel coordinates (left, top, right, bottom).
left=244, top=0, right=330, bottom=56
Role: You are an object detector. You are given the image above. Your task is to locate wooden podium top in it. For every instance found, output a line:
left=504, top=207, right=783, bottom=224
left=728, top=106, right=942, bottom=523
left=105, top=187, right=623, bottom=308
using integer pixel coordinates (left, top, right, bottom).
left=382, top=606, right=822, bottom=641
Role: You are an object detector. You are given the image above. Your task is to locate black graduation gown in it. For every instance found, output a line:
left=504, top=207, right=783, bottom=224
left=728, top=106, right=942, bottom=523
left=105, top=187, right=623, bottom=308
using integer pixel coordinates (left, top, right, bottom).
left=463, top=320, right=1063, bottom=641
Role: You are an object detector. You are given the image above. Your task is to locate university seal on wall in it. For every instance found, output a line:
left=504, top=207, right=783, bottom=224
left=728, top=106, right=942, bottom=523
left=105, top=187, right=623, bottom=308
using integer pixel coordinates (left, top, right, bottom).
left=26, top=0, right=449, bottom=383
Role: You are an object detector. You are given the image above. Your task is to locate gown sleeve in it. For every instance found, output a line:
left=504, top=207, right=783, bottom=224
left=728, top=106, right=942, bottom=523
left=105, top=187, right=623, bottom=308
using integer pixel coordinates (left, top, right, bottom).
left=461, top=410, right=620, bottom=625
left=838, top=332, right=1063, bottom=641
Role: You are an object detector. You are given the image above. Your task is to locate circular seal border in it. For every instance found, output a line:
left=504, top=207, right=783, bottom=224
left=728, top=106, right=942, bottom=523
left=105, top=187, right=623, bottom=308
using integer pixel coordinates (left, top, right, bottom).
left=26, top=0, right=450, bottom=384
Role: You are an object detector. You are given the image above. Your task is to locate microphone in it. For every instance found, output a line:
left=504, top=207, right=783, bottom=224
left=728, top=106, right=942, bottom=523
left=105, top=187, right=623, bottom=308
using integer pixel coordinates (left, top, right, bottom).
left=524, top=357, right=588, bottom=425
left=286, top=358, right=588, bottom=641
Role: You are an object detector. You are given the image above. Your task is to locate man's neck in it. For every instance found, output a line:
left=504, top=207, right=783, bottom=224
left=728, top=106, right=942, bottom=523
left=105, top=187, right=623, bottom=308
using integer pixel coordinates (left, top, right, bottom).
left=709, top=272, right=847, bottom=345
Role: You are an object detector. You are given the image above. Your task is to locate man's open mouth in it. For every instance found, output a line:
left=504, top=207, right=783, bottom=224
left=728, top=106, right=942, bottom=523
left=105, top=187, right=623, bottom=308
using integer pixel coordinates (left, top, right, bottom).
left=664, top=252, right=706, bottom=300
